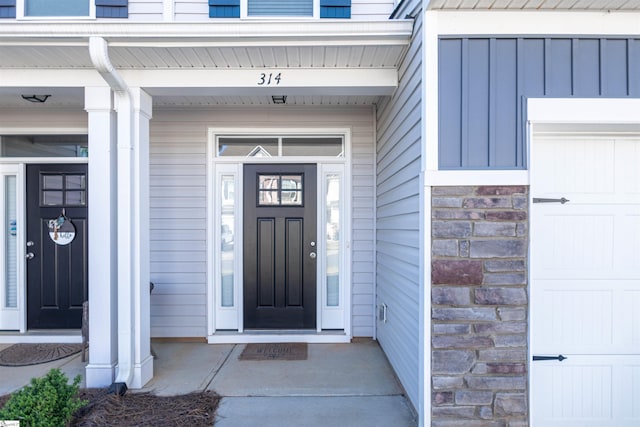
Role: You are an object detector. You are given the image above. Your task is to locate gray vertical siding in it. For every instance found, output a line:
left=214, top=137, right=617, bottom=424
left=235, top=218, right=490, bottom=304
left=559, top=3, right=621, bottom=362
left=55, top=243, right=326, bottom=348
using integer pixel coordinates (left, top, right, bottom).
left=375, top=0, right=422, bottom=411
left=439, top=37, right=640, bottom=169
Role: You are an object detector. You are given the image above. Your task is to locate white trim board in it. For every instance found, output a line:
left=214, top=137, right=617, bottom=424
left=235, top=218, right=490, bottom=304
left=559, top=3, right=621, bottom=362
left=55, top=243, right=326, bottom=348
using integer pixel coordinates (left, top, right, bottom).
left=208, top=333, right=351, bottom=344
left=206, top=127, right=353, bottom=341
left=434, top=10, right=640, bottom=36
left=528, top=99, right=640, bottom=124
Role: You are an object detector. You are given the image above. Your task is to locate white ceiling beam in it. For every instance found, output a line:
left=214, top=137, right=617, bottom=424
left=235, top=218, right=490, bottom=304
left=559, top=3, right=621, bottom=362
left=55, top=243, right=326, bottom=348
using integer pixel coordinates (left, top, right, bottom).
left=126, top=68, right=399, bottom=96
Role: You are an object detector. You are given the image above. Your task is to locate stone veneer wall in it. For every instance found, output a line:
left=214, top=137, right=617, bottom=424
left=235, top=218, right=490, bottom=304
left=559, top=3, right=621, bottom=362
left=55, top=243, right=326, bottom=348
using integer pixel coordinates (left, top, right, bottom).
left=431, top=186, right=529, bottom=427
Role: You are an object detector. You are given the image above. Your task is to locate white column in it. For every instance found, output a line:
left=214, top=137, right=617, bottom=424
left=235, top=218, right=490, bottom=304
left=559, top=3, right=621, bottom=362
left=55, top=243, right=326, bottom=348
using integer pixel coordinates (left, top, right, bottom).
left=131, top=88, right=153, bottom=388
left=85, top=86, right=118, bottom=387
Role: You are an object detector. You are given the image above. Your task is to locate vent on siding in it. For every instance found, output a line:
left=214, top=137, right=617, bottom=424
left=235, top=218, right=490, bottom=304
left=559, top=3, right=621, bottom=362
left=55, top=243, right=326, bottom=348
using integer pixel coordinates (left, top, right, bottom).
left=320, top=0, right=350, bottom=18
left=0, top=0, right=16, bottom=18
left=96, top=0, right=127, bottom=18
left=209, top=0, right=240, bottom=18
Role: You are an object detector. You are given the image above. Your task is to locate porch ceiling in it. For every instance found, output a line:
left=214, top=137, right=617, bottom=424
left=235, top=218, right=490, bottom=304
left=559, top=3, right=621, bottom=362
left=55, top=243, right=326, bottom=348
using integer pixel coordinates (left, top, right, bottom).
left=0, top=21, right=412, bottom=107
left=0, top=21, right=413, bottom=69
left=428, top=0, right=640, bottom=10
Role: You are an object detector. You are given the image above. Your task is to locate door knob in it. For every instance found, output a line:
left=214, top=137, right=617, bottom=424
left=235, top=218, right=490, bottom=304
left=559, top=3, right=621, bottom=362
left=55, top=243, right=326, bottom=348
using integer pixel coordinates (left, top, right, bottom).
left=25, top=252, right=34, bottom=260
left=309, top=252, right=316, bottom=259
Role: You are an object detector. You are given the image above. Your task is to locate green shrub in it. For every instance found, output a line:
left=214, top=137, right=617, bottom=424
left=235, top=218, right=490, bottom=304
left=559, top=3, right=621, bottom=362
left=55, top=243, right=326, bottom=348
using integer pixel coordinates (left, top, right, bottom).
left=0, top=368, right=87, bottom=427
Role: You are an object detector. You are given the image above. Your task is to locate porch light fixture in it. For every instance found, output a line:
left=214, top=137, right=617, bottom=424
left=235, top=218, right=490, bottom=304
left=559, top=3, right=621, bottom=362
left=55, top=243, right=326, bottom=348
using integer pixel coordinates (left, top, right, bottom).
left=21, top=94, right=51, bottom=103
left=271, top=95, right=287, bottom=104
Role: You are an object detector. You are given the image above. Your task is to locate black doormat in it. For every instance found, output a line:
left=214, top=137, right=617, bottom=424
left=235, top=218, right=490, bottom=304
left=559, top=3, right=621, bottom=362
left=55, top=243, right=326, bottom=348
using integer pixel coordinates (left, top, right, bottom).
left=0, top=343, right=83, bottom=367
left=239, top=343, right=308, bottom=361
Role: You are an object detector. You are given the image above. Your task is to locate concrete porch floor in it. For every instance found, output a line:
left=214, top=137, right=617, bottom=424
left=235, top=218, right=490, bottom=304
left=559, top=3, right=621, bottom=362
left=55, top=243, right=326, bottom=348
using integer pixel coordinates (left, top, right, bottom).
left=0, top=339, right=417, bottom=426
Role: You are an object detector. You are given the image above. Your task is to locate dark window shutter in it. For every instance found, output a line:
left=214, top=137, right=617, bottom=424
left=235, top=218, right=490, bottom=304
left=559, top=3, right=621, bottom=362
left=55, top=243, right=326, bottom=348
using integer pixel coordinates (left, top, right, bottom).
left=0, top=0, right=16, bottom=18
left=96, top=0, right=128, bottom=18
left=320, top=0, right=350, bottom=18
left=209, top=0, right=240, bottom=18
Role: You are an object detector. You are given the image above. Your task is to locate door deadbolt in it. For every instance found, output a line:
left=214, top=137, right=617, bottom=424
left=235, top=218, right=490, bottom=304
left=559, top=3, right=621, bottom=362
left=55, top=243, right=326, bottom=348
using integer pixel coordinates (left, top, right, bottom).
left=310, top=241, right=316, bottom=247
left=26, top=241, right=34, bottom=247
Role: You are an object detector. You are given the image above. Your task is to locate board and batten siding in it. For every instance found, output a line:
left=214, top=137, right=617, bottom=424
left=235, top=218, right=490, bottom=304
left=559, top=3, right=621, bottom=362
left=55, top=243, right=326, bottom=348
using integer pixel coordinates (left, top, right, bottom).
left=375, top=0, right=422, bottom=411
left=439, top=37, right=640, bottom=170
left=172, top=0, right=394, bottom=20
left=149, top=106, right=376, bottom=338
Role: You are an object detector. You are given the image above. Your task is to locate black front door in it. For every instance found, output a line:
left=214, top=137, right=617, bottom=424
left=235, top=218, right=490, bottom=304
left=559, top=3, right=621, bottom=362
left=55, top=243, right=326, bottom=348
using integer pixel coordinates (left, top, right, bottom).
left=243, top=164, right=317, bottom=329
left=26, top=164, right=88, bottom=329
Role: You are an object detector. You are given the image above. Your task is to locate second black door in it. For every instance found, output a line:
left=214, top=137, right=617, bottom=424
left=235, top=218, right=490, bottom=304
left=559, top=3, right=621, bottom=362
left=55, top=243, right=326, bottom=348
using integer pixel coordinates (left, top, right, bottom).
left=26, top=164, right=88, bottom=329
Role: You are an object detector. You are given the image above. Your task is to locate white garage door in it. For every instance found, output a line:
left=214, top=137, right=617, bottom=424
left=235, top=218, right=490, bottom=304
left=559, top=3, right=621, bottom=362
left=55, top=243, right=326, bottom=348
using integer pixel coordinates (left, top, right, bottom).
left=530, top=133, right=640, bottom=427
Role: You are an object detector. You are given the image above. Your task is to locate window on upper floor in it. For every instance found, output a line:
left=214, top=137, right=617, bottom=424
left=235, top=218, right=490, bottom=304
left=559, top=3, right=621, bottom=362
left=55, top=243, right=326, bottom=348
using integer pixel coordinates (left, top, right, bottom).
left=24, top=0, right=90, bottom=16
left=4, top=0, right=126, bottom=19
left=209, top=0, right=350, bottom=19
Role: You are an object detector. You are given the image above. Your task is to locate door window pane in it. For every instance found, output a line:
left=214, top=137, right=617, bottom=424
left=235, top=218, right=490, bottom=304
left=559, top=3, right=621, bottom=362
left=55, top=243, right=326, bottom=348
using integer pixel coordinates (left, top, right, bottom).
left=5, top=176, right=17, bottom=308
left=43, top=175, right=63, bottom=190
left=40, top=173, right=87, bottom=206
left=66, top=175, right=86, bottom=189
left=221, top=175, right=235, bottom=307
left=326, top=174, right=340, bottom=307
left=65, top=191, right=86, bottom=205
left=258, top=174, right=303, bottom=206
left=42, top=191, right=64, bottom=206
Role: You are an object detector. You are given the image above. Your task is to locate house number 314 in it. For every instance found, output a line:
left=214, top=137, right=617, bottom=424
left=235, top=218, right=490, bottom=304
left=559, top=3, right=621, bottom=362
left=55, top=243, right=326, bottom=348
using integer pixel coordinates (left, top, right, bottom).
left=257, top=72, right=282, bottom=86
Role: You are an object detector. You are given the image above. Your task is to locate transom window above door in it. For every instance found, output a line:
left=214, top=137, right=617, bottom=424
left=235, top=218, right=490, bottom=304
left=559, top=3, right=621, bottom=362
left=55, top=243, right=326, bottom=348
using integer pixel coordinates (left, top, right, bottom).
left=0, top=135, right=88, bottom=158
left=210, top=0, right=351, bottom=19
left=217, top=136, right=343, bottom=158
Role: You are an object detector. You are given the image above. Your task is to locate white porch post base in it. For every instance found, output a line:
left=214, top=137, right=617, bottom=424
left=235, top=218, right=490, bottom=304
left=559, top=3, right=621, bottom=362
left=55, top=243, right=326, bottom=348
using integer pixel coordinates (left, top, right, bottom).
left=130, top=355, right=154, bottom=389
left=85, top=363, right=117, bottom=388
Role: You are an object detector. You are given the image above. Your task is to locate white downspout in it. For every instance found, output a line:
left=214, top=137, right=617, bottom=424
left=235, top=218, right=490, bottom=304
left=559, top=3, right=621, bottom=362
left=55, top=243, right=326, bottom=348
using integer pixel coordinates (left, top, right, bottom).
left=89, top=36, right=135, bottom=390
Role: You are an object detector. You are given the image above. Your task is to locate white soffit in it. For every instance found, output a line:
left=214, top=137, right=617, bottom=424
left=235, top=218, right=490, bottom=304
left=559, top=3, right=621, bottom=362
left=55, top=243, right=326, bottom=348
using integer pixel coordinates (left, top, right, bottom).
left=0, top=21, right=413, bottom=69
left=428, top=0, right=640, bottom=10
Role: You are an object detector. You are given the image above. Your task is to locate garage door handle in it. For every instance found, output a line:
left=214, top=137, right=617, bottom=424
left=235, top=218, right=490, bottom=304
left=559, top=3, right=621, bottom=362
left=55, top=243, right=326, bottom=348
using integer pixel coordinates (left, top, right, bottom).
left=533, top=197, right=570, bottom=204
left=533, top=354, right=567, bottom=362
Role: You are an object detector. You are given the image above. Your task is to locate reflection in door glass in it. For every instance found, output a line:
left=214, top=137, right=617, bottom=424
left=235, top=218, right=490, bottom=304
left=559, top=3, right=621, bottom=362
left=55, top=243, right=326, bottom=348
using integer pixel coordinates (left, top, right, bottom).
left=326, top=174, right=340, bottom=307
left=221, top=175, right=235, bottom=307
left=258, top=174, right=303, bottom=206
left=5, top=176, right=17, bottom=308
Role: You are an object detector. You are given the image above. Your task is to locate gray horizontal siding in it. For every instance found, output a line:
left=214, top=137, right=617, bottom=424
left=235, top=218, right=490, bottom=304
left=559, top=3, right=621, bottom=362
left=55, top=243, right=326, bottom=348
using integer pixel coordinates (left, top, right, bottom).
left=375, top=0, right=422, bottom=411
left=150, top=106, right=375, bottom=338
left=439, top=37, right=640, bottom=169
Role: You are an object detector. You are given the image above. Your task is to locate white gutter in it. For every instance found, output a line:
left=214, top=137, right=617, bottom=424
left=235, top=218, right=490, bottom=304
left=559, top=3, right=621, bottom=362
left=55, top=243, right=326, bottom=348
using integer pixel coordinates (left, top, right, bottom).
left=89, top=36, right=135, bottom=390
left=0, top=21, right=414, bottom=42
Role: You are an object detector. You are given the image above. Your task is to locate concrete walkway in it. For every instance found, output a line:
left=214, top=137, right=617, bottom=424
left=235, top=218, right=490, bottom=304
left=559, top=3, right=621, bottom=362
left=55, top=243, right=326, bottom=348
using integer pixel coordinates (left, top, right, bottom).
left=0, top=340, right=417, bottom=426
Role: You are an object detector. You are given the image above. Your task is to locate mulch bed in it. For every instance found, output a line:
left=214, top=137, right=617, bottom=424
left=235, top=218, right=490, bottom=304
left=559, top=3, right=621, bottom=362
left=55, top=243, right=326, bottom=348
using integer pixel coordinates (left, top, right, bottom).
left=1, top=389, right=220, bottom=426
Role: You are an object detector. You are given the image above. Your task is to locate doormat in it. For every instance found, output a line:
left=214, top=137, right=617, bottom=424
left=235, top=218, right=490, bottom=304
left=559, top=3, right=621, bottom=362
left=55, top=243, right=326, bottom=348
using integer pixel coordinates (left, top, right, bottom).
left=0, top=343, right=83, bottom=367
left=239, top=343, right=308, bottom=361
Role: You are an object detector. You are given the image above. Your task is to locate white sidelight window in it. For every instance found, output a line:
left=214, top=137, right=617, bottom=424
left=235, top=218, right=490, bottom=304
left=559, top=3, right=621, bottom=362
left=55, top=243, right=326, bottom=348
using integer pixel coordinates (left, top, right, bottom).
left=0, top=164, right=23, bottom=331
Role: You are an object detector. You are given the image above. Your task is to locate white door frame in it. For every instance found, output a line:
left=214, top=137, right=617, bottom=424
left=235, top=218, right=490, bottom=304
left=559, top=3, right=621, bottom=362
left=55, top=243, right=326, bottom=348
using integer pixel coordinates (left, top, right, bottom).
left=527, top=98, right=640, bottom=425
left=206, top=128, right=353, bottom=344
left=0, top=128, right=88, bottom=340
